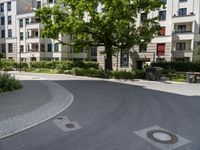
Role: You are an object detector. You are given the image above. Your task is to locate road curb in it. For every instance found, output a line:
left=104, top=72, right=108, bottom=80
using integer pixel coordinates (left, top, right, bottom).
left=0, top=81, right=74, bottom=140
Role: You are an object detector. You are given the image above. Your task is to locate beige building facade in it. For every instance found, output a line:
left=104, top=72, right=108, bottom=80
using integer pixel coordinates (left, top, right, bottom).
left=97, top=0, right=200, bottom=70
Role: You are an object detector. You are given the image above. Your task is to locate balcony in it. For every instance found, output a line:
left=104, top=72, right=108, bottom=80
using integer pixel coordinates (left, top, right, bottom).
left=173, top=30, right=192, bottom=34
left=172, top=13, right=195, bottom=23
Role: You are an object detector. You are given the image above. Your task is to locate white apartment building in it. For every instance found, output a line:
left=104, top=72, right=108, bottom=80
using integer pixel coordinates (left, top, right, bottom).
left=0, top=0, right=96, bottom=62
left=0, top=0, right=18, bottom=60
left=97, top=0, right=200, bottom=70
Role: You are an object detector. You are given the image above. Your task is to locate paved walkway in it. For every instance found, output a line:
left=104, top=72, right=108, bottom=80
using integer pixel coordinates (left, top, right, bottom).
left=0, top=76, right=73, bottom=139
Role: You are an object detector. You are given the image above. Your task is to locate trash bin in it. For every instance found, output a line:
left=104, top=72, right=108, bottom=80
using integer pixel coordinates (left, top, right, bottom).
left=186, top=73, right=194, bottom=83
left=146, top=67, right=162, bottom=81
left=195, top=75, right=200, bottom=83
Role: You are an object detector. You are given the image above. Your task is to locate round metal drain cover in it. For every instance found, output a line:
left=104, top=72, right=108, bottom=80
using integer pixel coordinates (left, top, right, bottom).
left=146, top=130, right=178, bottom=144
left=65, top=123, right=75, bottom=129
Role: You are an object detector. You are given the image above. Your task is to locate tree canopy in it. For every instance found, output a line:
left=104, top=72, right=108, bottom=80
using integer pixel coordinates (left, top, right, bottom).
left=36, top=0, right=164, bottom=70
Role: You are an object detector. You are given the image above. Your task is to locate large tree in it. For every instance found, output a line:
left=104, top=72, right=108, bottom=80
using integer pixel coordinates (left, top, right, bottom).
left=36, top=0, right=164, bottom=70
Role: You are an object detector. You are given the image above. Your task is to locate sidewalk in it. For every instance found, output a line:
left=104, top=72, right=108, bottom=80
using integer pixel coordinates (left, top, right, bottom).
left=0, top=78, right=73, bottom=139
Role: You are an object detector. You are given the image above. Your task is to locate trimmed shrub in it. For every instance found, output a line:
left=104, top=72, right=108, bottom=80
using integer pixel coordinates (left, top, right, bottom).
left=134, top=69, right=146, bottom=79
left=151, top=62, right=200, bottom=72
left=111, top=70, right=135, bottom=80
left=0, top=73, right=23, bottom=93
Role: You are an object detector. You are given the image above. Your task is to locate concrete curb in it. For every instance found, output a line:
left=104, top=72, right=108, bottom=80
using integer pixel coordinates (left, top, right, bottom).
left=0, top=81, right=73, bottom=140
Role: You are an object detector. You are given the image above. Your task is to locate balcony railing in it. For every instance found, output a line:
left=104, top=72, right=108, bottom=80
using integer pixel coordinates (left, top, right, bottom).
left=28, top=49, right=39, bottom=52
left=173, top=30, right=192, bottom=34
left=173, top=13, right=195, bottom=18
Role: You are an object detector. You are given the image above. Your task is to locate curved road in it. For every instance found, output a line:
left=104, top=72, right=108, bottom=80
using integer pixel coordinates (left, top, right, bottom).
left=0, top=74, right=200, bottom=150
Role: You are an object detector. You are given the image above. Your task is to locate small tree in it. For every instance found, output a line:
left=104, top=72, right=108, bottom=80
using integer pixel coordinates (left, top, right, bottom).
left=36, top=0, right=164, bottom=71
left=194, top=45, right=200, bottom=63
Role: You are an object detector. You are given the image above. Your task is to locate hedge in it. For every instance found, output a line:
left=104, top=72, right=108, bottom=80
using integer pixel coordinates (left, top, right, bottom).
left=30, top=61, right=99, bottom=70
left=151, top=62, right=200, bottom=72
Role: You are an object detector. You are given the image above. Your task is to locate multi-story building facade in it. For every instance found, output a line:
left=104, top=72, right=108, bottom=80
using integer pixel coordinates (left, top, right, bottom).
left=0, top=0, right=96, bottom=62
left=97, top=0, right=200, bottom=70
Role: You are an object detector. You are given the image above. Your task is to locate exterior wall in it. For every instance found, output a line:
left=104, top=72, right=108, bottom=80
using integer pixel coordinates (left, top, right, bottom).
left=97, top=0, right=200, bottom=70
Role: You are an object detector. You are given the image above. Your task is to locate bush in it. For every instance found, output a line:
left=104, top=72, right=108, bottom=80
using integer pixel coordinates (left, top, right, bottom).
left=111, top=70, right=135, bottom=80
left=0, top=73, right=23, bottom=93
left=151, top=62, right=200, bottom=72
left=29, top=61, right=99, bottom=70
left=134, top=69, right=146, bottom=79
left=71, top=68, right=110, bottom=78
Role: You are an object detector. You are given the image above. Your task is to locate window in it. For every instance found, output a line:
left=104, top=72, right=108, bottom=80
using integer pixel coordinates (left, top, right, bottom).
left=48, top=0, right=53, bottom=3
left=176, top=42, right=186, bottom=51
left=7, top=2, right=11, bottom=11
left=1, top=17, right=5, bottom=25
left=19, top=45, right=23, bottom=52
left=54, top=43, right=59, bottom=52
left=37, top=1, right=41, bottom=9
left=1, top=30, right=5, bottom=38
left=25, top=18, right=29, bottom=24
left=8, top=29, right=12, bottom=37
left=178, top=8, right=187, bottom=16
left=160, top=0, right=167, bottom=3
left=20, top=32, right=23, bottom=40
left=8, top=16, right=12, bottom=25
left=159, top=27, right=166, bottom=36
left=157, top=43, right=165, bottom=56
left=1, top=44, right=5, bottom=53
left=120, top=50, right=129, bottom=67
left=91, top=46, right=97, bottom=56
left=19, top=19, right=23, bottom=27
left=139, top=44, right=147, bottom=52
left=0, top=3, right=4, bottom=12
left=40, top=44, right=45, bottom=52
left=48, top=43, right=52, bottom=52
left=141, top=13, right=147, bottom=22
left=8, top=43, right=13, bottom=53
left=159, top=10, right=166, bottom=21
left=179, top=0, right=187, bottom=2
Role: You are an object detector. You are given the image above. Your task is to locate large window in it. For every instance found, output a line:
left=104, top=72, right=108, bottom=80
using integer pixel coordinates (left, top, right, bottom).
left=159, top=27, right=166, bottom=36
left=20, top=32, right=23, bottom=40
left=7, top=2, right=11, bottom=11
left=0, top=3, right=4, bottom=12
left=8, top=29, right=12, bottom=37
left=8, top=43, right=13, bottom=53
left=178, top=8, right=187, bottom=16
left=159, top=10, right=166, bottom=21
left=1, top=30, right=5, bottom=38
left=176, top=42, right=186, bottom=51
left=1, top=44, right=5, bottom=53
left=48, top=43, right=52, bottom=52
left=19, top=19, right=23, bottom=27
left=54, top=43, right=59, bottom=52
left=141, top=13, right=147, bottom=23
left=8, top=16, right=12, bottom=25
left=139, top=44, right=147, bottom=52
left=157, top=43, right=165, bottom=56
left=120, top=50, right=129, bottom=67
left=1, top=17, right=5, bottom=25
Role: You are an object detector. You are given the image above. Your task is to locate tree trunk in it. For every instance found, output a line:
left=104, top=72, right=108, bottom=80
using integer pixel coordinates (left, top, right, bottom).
left=105, top=44, right=113, bottom=71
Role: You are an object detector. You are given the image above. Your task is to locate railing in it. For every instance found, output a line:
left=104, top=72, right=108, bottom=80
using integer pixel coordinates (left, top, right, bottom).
left=173, top=30, right=192, bottom=34
left=173, top=13, right=195, bottom=18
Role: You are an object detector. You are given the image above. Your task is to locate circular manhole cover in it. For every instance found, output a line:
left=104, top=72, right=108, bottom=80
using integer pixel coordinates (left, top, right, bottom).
left=146, top=130, right=178, bottom=144
left=65, top=123, right=75, bottom=129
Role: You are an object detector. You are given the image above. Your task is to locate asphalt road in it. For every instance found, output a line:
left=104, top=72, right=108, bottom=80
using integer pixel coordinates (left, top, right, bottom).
left=0, top=79, right=200, bottom=150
